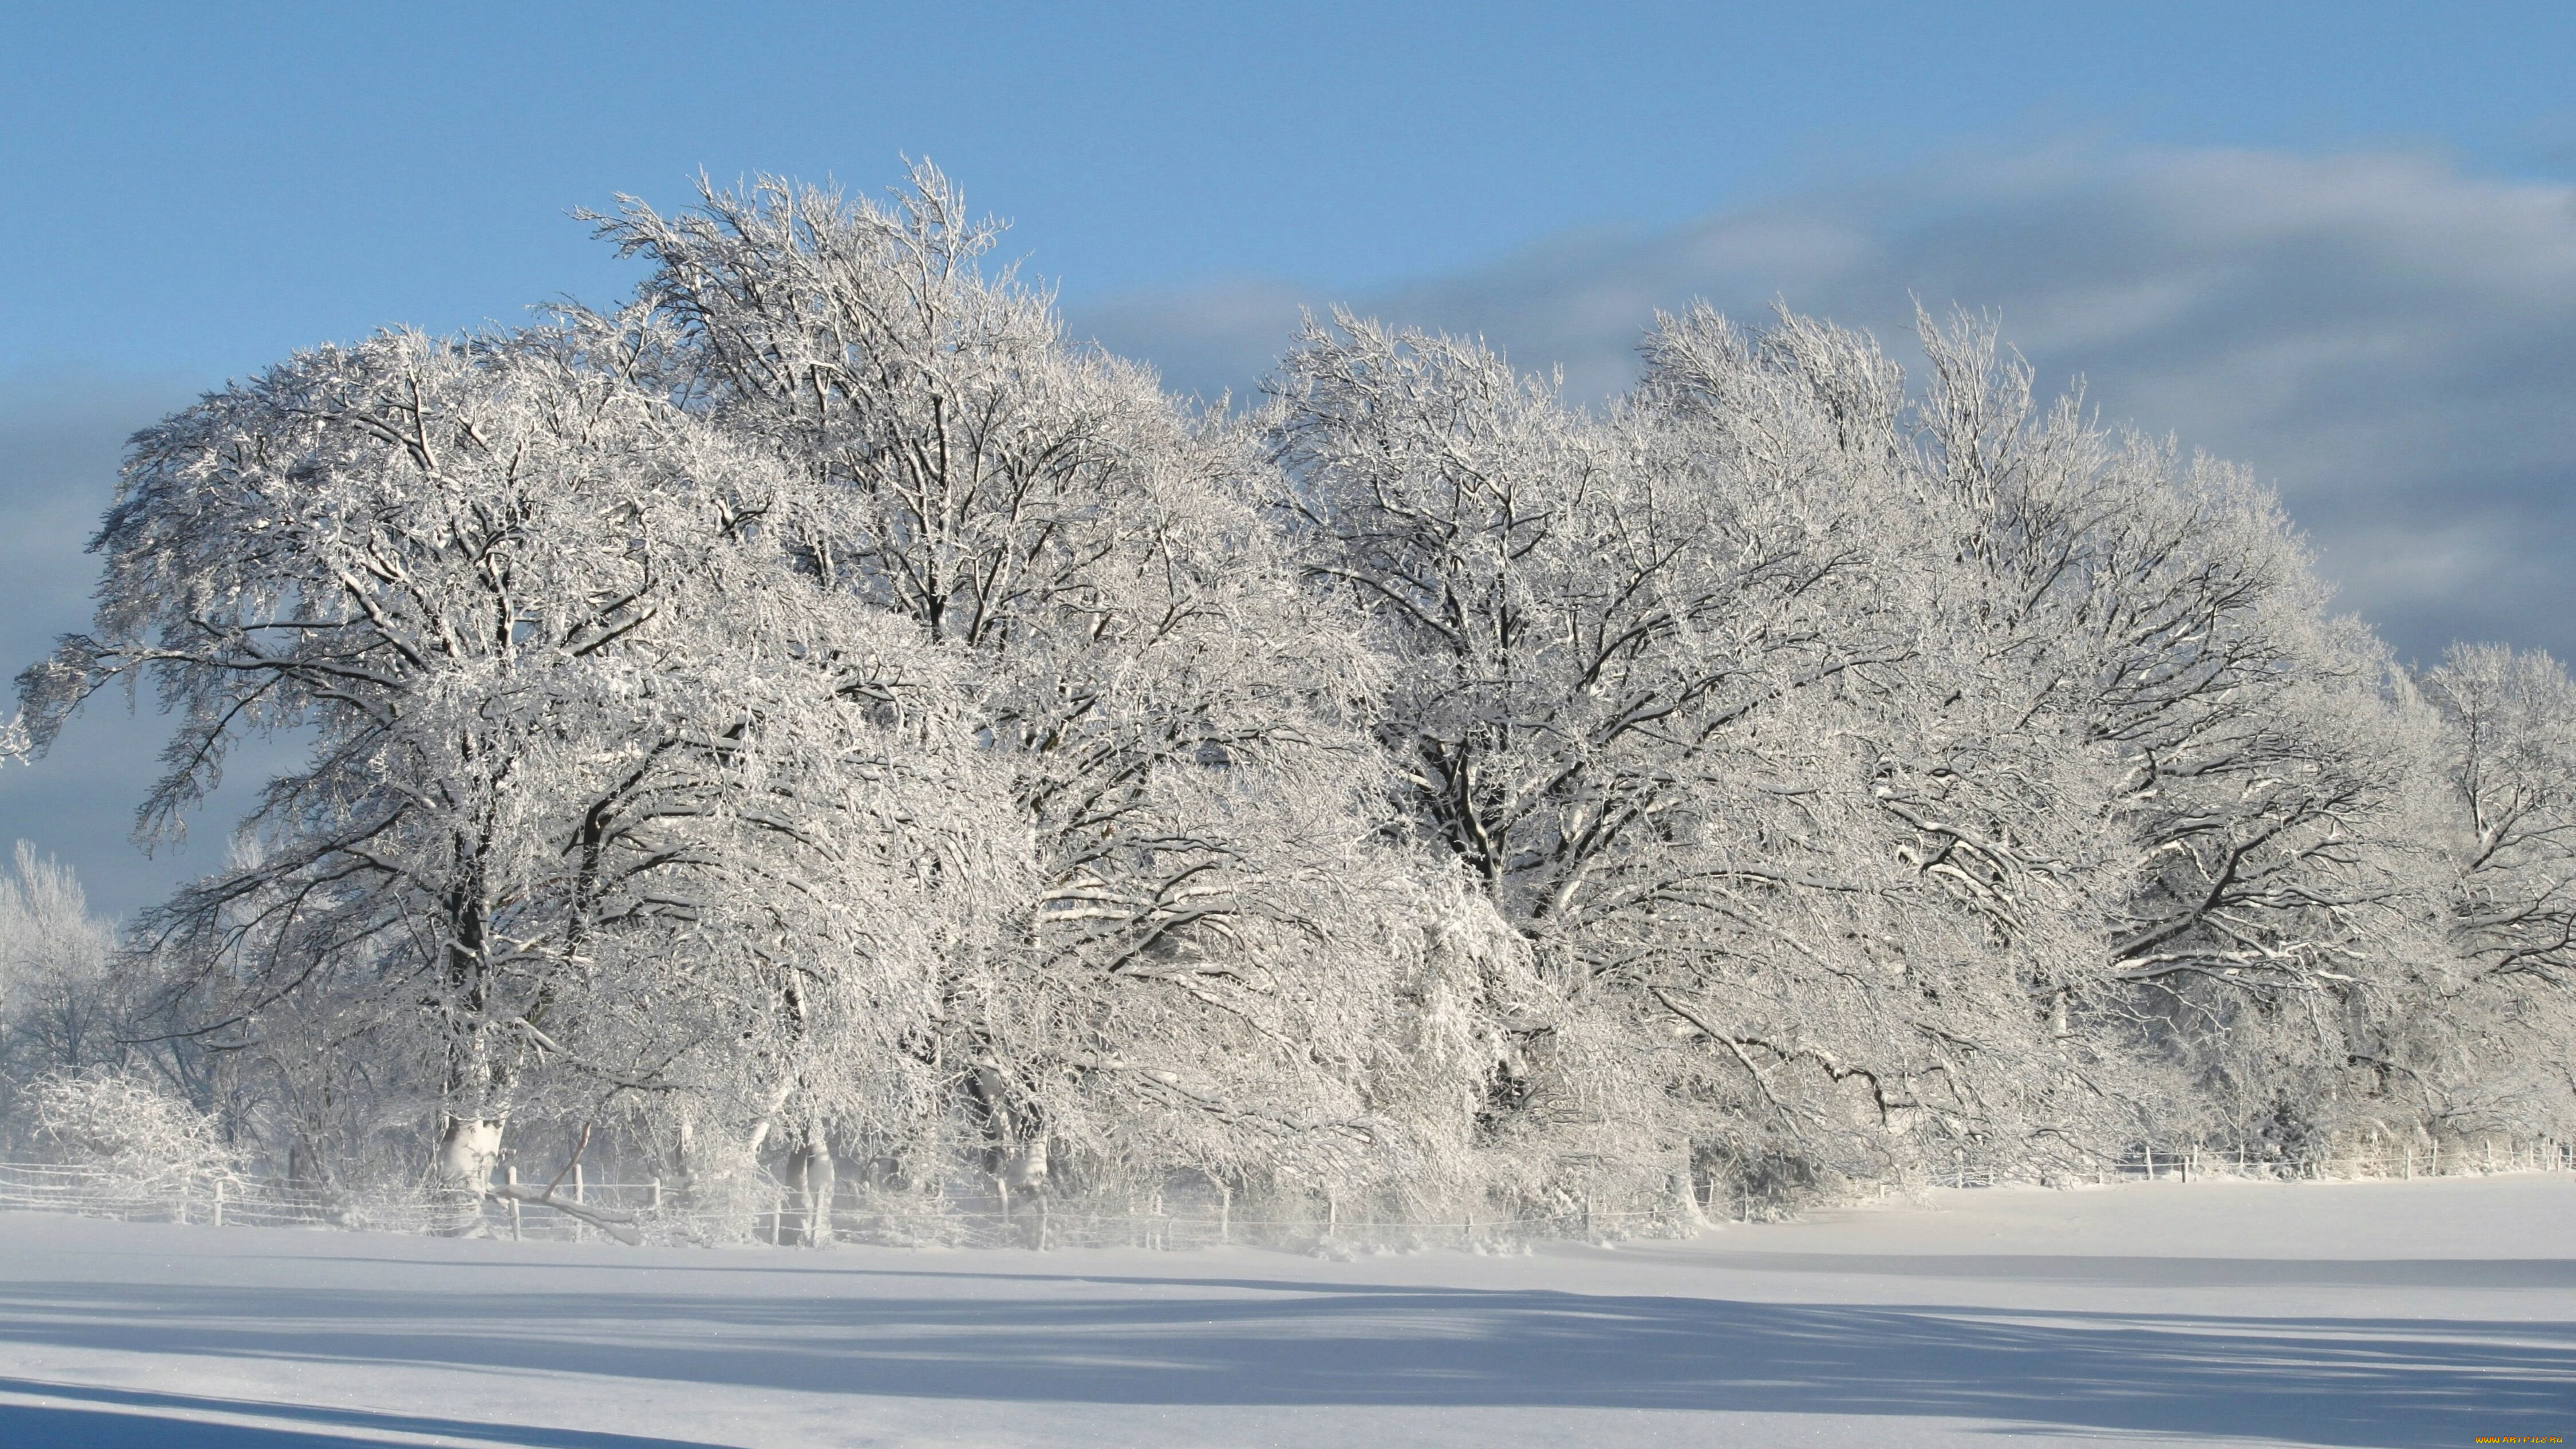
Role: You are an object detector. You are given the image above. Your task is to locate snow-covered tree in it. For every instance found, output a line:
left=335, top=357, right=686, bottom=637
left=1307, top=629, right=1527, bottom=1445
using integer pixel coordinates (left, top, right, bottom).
left=0, top=842, right=127, bottom=1136
left=2398, top=645, right=2576, bottom=1136
left=0, top=843, right=118, bottom=1072
left=1266, top=307, right=2147, bottom=1202
left=13, top=320, right=1003, bottom=1222
left=1878, top=311, right=2426, bottom=1155
left=9, top=164, right=2565, bottom=1234
left=1632, top=306, right=2146, bottom=1182
left=593, top=169, right=1464, bottom=1216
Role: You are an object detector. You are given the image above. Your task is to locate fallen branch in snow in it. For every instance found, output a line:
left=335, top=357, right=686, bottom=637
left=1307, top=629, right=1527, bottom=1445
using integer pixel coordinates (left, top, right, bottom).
left=484, top=1181, right=643, bottom=1245
left=482, top=1123, right=641, bottom=1244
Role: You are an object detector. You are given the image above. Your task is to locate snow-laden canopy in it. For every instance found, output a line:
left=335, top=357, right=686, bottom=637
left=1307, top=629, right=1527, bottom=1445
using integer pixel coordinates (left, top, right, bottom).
left=8, top=166, right=2573, bottom=1229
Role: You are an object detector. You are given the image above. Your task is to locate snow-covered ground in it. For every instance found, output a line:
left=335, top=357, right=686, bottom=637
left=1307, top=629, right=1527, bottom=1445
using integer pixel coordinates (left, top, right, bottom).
left=0, top=1176, right=2569, bottom=1447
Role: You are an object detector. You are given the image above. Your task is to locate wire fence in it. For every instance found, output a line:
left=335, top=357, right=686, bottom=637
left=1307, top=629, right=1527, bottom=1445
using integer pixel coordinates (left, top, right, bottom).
left=1929, top=1136, right=2576, bottom=1191
left=3, top=1136, right=2567, bottom=1248
left=0, top=1159, right=1682, bottom=1250
left=0, top=1161, right=447, bottom=1234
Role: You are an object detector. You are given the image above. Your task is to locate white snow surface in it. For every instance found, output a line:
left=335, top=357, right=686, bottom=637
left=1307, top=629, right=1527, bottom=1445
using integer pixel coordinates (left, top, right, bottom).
left=0, top=1177, right=2569, bottom=1447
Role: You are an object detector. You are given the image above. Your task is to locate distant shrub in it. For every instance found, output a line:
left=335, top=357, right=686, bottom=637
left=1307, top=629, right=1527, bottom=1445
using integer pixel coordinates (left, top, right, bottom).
left=25, top=1067, right=243, bottom=1189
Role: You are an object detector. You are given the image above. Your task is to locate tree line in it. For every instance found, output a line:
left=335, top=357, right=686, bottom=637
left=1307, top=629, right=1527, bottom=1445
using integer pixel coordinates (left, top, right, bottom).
left=5, top=166, right=2571, bottom=1234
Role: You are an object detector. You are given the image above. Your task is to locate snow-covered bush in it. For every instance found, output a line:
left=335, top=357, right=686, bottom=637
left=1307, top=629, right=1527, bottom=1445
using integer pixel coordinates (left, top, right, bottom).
left=0, top=842, right=128, bottom=1144
left=23, top=1067, right=244, bottom=1191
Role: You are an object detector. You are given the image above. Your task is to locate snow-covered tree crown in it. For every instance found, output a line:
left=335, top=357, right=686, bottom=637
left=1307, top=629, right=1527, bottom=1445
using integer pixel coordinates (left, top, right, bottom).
left=10, top=168, right=2569, bottom=1225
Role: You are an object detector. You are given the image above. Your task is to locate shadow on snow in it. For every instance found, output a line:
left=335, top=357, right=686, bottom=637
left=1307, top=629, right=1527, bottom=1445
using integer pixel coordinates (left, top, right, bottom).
left=0, top=1378, right=727, bottom=1447
left=0, top=1258, right=2568, bottom=1446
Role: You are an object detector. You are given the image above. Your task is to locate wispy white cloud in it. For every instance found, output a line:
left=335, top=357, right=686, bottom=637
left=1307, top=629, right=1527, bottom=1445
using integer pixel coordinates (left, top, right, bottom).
left=1073, top=146, right=2576, bottom=665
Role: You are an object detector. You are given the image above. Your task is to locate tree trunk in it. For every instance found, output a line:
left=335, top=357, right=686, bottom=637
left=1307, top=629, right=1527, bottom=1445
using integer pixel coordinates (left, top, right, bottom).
left=1001, top=1139, right=1049, bottom=1193
left=790, top=1121, right=837, bottom=1247
left=430, top=1114, right=504, bottom=1233
left=286, top=1136, right=329, bottom=1212
left=663, top=1112, right=699, bottom=1217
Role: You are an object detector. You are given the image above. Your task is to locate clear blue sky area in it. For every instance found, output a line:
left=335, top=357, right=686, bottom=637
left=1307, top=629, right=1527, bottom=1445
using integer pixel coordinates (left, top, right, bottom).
left=5, top=1, right=2571, bottom=380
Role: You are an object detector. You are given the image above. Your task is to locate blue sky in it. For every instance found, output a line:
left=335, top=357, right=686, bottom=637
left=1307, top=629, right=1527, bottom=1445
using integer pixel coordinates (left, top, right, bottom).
left=5, top=2, right=2571, bottom=377
left=6, top=2, right=2575, bottom=914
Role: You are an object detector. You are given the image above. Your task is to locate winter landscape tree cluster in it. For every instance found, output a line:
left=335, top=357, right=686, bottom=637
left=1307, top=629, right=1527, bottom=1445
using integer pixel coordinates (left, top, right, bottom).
left=5, top=167, right=2572, bottom=1236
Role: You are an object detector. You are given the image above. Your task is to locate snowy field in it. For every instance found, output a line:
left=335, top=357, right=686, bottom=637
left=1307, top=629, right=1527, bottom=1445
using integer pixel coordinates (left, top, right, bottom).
left=0, top=1177, right=2569, bottom=1448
